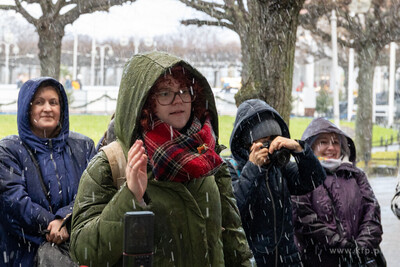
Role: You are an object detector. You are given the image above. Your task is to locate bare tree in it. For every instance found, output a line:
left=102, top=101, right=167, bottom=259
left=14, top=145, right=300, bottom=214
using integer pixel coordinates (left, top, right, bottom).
left=0, top=0, right=136, bottom=79
left=178, top=0, right=305, bottom=121
left=301, top=0, right=400, bottom=165
left=295, top=27, right=351, bottom=98
left=155, top=26, right=241, bottom=67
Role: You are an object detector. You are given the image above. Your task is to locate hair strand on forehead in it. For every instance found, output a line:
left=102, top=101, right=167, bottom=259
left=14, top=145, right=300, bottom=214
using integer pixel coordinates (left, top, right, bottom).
left=139, top=65, right=207, bottom=132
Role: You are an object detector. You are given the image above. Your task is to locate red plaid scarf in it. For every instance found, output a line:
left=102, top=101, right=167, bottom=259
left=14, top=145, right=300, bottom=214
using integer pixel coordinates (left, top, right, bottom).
left=143, top=116, right=223, bottom=182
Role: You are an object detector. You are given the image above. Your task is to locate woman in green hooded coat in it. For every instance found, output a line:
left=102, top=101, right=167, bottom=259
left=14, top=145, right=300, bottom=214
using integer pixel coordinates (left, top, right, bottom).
left=70, top=51, right=253, bottom=267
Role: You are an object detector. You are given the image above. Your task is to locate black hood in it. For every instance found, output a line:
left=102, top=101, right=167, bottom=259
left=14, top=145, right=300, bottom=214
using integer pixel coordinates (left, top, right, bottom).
left=229, top=99, right=289, bottom=166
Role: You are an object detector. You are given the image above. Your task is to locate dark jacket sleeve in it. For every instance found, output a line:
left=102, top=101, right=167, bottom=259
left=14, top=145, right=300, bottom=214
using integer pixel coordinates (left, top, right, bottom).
left=292, top=191, right=349, bottom=249
left=215, top=163, right=254, bottom=266
left=353, top=170, right=383, bottom=249
left=283, top=142, right=326, bottom=195
left=54, top=204, right=74, bottom=220
left=0, top=139, right=54, bottom=244
left=55, top=135, right=96, bottom=220
left=229, top=159, right=267, bottom=215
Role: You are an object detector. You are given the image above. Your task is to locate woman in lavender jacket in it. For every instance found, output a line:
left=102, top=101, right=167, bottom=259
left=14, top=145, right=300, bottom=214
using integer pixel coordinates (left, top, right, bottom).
left=292, top=117, right=383, bottom=267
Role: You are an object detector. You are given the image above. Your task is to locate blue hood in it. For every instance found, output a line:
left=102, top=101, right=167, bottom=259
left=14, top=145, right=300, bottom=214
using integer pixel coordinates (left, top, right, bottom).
left=17, top=77, right=69, bottom=153
left=229, top=99, right=290, bottom=166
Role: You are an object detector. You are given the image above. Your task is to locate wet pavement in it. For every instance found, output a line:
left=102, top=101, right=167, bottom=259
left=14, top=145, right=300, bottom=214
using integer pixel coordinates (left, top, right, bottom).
left=369, top=176, right=400, bottom=267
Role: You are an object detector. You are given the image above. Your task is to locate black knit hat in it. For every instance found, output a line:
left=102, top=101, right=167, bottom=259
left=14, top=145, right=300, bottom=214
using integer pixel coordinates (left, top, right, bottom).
left=244, top=117, right=282, bottom=146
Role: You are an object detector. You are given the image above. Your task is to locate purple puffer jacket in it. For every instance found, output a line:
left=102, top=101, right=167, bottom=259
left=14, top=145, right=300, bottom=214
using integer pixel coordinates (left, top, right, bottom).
left=292, top=118, right=382, bottom=267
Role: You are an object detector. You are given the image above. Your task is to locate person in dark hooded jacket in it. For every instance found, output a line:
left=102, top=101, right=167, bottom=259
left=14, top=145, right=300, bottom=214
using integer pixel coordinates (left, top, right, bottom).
left=227, top=99, right=326, bottom=267
left=292, top=117, right=384, bottom=267
left=0, top=77, right=96, bottom=266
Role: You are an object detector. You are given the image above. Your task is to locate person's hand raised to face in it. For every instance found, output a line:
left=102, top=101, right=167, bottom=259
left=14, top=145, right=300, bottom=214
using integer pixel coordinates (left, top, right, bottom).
left=249, top=136, right=303, bottom=166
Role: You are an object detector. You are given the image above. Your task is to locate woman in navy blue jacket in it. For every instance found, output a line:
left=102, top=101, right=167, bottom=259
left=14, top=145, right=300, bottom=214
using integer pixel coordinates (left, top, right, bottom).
left=0, top=77, right=95, bottom=266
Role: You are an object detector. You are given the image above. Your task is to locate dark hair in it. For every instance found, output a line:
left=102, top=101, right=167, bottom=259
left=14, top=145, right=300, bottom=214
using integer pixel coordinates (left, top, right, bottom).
left=33, top=80, right=63, bottom=108
left=30, top=80, right=64, bottom=128
left=140, top=65, right=207, bottom=132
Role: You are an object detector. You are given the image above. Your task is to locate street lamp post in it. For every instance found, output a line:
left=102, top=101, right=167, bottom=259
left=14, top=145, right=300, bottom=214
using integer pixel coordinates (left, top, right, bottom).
left=99, top=44, right=113, bottom=86
left=73, top=33, right=78, bottom=81
left=388, top=42, right=396, bottom=127
left=330, top=5, right=340, bottom=126
left=91, top=38, right=96, bottom=86
left=347, top=45, right=355, bottom=121
left=0, top=33, right=19, bottom=84
left=90, top=38, right=113, bottom=86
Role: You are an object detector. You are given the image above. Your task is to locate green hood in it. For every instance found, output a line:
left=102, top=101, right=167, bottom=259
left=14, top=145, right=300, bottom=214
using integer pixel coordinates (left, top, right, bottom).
left=114, top=51, right=219, bottom=155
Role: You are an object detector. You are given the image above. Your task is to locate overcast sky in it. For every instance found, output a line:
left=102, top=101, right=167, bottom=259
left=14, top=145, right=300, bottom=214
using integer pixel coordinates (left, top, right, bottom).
left=1, top=0, right=238, bottom=43
left=69, top=0, right=203, bottom=39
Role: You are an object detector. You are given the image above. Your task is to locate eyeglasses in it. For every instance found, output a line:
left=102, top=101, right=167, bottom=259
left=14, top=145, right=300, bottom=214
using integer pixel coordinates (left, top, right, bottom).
left=154, top=88, right=196, bottom=106
left=315, top=139, right=340, bottom=149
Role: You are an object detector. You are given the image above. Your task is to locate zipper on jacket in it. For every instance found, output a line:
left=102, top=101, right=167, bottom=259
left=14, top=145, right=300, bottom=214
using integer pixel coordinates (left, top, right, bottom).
left=48, top=140, right=63, bottom=202
left=265, top=171, right=278, bottom=267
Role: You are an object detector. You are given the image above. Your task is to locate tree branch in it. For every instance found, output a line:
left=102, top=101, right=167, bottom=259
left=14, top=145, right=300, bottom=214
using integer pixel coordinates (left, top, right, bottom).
left=53, top=0, right=66, bottom=17
left=224, top=0, right=248, bottom=25
left=0, top=5, right=18, bottom=11
left=178, top=0, right=227, bottom=20
left=336, top=12, right=362, bottom=36
left=15, top=0, right=37, bottom=25
left=79, top=0, right=136, bottom=13
left=60, top=0, right=135, bottom=26
left=60, top=6, right=106, bottom=25
left=383, top=1, right=400, bottom=41
left=236, top=0, right=246, bottom=13
left=300, top=2, right=330, bottom=29
left=36, top=0, right=51, bottom=14
left=21, top=0, right=41, bottom=3
left=180, top=18, right=234, bottom=30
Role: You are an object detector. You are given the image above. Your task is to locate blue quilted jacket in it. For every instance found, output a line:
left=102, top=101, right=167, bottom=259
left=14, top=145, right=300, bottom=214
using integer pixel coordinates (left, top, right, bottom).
left=0, top=77, right=95, bottom=266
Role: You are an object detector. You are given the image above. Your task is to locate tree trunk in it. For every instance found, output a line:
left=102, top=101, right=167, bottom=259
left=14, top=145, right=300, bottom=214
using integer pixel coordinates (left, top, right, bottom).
left=355, top=44, right=378, bottom=169
left=235, top=1, right=304, bottom=122
left=37, top=21, right=64, bottom=79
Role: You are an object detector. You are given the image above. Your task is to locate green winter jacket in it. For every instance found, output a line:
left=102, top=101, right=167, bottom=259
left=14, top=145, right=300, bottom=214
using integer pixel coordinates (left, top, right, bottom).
left=70, top=51, right=253, bottom=267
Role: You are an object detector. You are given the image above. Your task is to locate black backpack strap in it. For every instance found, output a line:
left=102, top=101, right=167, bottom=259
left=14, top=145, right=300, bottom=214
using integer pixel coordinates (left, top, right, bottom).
left=21, top=142, right=53, bottom=213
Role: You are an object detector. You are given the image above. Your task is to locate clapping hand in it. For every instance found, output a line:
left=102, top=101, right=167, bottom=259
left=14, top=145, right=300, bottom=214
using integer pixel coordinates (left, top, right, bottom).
left=126, top=140, right=148, bottom=202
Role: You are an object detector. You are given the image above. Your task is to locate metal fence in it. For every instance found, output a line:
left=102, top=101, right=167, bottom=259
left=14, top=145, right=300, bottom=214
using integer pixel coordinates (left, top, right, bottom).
left=0, top=85, right=118, bottom=115
left=0, top=85, right=239, bottom=116
left=372, top=133, right=400, bottom=147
